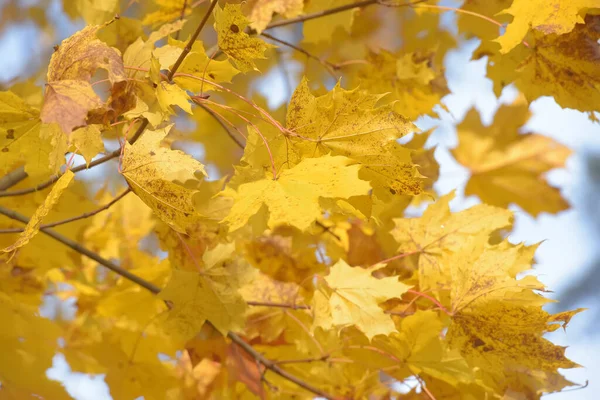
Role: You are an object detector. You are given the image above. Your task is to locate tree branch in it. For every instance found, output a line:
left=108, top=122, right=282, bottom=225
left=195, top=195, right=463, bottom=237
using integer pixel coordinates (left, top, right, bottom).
left=0, top=205, right=161, bottom=294
left=260, top=32, right=337, bottom=77
left=0, top=205, right=339, bottom=400
left=0, top=167, right=28, bottom=191
left=168, top=0, right=219, bottom=81
left=264, top=0, right=378, bottom=30
left=0, top=119, right=148, bottom=198
left=227, top=332, right=337, bottom=400
left=0, top=188, right=131, bottom=234
left=0, top=0, right=215, bottom=198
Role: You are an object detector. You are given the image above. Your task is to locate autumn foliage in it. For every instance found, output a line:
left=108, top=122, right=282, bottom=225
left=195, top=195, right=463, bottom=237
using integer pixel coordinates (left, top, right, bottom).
left=0, top=0, right=597, bottom=399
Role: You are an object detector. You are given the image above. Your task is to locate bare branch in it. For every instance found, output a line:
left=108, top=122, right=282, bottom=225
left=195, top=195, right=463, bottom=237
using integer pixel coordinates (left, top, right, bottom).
left=0, top=167, right=28, bottom=191
left=227, top=332, right=337, bottom=400
left=168, top=0, right=219, bottom=81
left=0, top=188, right=131, bottom=234
left=0, top=119, right=148, bottom=198
left=0, top=205, right=161, bottom=294
left=0, top=205, right=339, bottom=400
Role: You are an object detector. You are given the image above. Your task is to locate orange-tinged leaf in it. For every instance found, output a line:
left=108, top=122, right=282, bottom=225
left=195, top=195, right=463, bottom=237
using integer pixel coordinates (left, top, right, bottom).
left=2, top=170, right=74, bottom=253
left=47, top=22, right=125, bottom=83
left=40, top=80, right=104, bottom=135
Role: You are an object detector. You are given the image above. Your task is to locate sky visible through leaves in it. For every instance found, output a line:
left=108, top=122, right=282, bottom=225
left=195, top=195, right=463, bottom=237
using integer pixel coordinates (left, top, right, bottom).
left=0, top=0, right=599, bottom=399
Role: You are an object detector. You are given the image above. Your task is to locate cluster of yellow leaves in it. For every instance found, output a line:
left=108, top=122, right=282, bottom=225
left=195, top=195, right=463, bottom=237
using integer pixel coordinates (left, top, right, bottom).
left=0, top=0, right=592, bottom=399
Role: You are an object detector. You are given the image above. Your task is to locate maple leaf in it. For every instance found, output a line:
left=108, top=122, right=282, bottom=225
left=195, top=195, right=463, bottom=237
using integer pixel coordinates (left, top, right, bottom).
left=484, top=15, right=600, bottom=113
left=214, top=4, right=276, bottom=72
left=286, top=78, right=423, bottom=195
left=121, top=125, right=206, bottom=234
left=70, top=124, right=105, bottom=167
left=496, top=0, right=598, bottom=53
left=156, top=37, right=240, bottom=92
left=0, top=293, right=71, bottom=399
left=448, top=301, right=580, bottom=395
left=159, top=243, right=249, bottom=341
left=359, top=311, right=474, bottom=386
left=312, top=259, right=410, bottom=339
left=222, top=154, right=371, bottom=231
left=351, top=50, right=449, bottom=120
left=392, top=192, right=513, bottom=295
left=452, top=104, right=571, bottom=216
left=0, top=91, right=53, bottom=177
left=2, top=170, right=74, bottom=253
left=302, top=0, right=357, bottom=43
left=244, top=0, right=304, bottom=33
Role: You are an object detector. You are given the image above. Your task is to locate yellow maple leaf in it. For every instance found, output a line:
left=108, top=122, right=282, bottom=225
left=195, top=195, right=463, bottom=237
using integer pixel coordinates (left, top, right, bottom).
left=214, top=3, right=276, bottom=72
left=392, top=192, right=513, bottom=294
left=448, top=301, right=580, bottom=395
left=121, top=125, right=206, bottom=234
left=47, top=23, right=125, bottom=83
left=244, top=0, right=303, bottom=33
left=70, top=124, right=105, bottom=167
left=2, top=170, right=74, bottom=253
left=452, top=104, right=571, bottom=216
left=0, top=91, right=53, bottom=178
left=366, top=311, right=474, bottom=386
left=312, top=259, right=410, bottom=339
left=447, top=234, right=546, bottom=313
left=159, top=243, right=248, bottom=341
left=155, top=37, right=240, bottom=92
left=0, top=292, right=71, bottom=399
left=286, top=78, right=423, bottom=195
left=156, top=81, right=193, bottom=115
left=303, top=0, right=356, bottom=43
left=221, top=154, right=371, bottom=232
left=350, top=49, right=449, bottom=121
left=496, top=0, right=598, bottom=53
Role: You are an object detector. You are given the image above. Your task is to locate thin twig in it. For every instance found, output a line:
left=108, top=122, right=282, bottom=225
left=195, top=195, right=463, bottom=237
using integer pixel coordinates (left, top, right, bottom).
left=260, top=32, right=337, bottom=77
left=0, top=206, right=161, bottom=294
left=0, top=119, right=148, bottom=198
left=227, top=332, right=336, bottom=400
left=264, top=0, right=378, bottom=30
left=195, top=101, right=245, bottom=148
left=0, top=205, right=339, bottom=400
left=0, top=167, right=27, bottom=191
left=174, top=0, right=189, bottom=40
left=0, top=188, right=131, bottom=234
left=247, top=301, right=310, bottom=310
left=168, top=0, right=219, bottom=81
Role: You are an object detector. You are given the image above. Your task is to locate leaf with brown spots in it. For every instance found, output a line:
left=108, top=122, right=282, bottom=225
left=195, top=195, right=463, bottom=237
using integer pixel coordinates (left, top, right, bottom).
left=214, top=3, right=276, bottom=72
left=286, top=78, right=423, bottom=195
left=120, top=125, right=206, bottom=234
